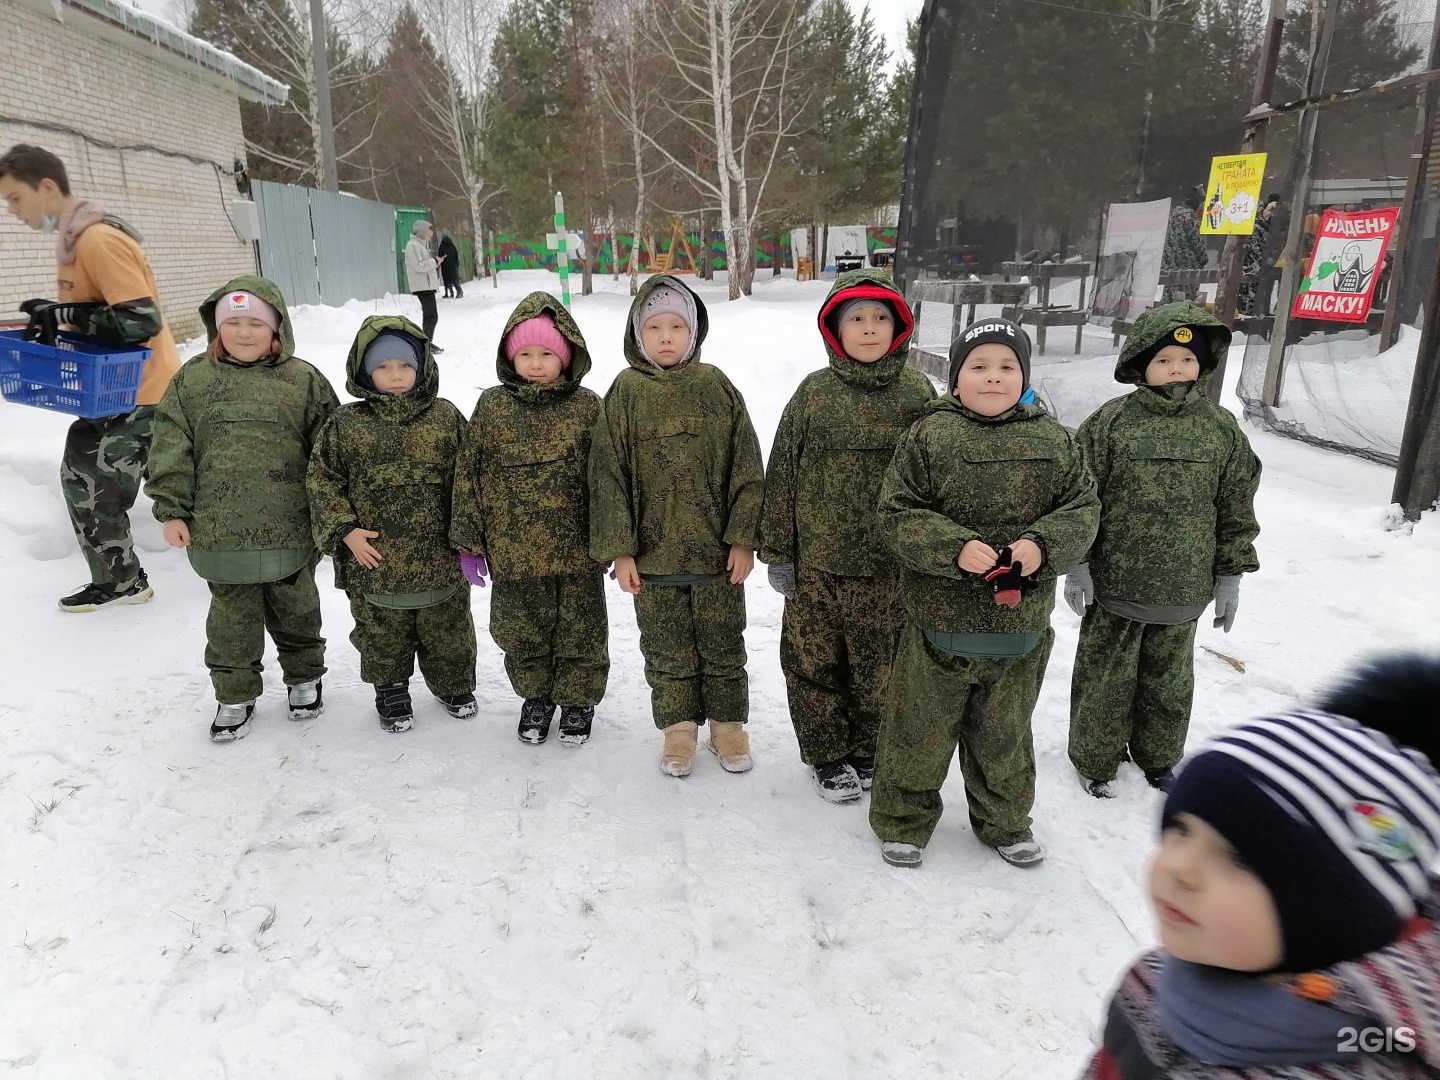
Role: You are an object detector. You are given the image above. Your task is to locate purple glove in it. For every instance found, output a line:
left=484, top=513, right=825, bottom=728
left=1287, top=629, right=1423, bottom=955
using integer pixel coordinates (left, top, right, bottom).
left=607, top=562, right=617, bottom=581
left=461, top=552, right=488, bottom=588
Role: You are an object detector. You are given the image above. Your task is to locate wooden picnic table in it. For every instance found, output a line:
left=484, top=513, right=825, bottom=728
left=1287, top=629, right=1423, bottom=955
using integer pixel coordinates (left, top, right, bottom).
left=1001, top=261, right=1092, bottom=310
left=905, top=279, right=1033, bottom=381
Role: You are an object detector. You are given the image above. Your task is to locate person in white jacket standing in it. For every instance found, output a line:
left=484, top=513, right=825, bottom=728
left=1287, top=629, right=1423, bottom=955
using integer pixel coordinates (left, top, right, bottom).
left=405, top=220, right=443, bottom=353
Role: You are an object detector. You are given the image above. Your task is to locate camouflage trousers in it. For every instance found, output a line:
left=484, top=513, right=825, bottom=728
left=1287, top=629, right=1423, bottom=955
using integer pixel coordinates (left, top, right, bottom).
left=781, top=568, right=901, bottom=766
left=349, top=587, right=477, bottom=695
left=1068, top=604, right=1197, bottom=781
left=206, top=562, right=326, bottom=704
left=61, top=406, right=154, bottom=588
left=633, top=577, right=747, bottom=730
left=490, top=572, right=609, bottom=707
left=870, top=622, right=1054, bottom=849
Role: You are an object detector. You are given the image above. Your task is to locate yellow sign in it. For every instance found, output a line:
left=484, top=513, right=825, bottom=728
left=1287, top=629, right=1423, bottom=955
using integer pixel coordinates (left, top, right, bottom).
left=1199, top=153, right=1269, bottom=235
left=1174, top=327, right=1193, bottom=343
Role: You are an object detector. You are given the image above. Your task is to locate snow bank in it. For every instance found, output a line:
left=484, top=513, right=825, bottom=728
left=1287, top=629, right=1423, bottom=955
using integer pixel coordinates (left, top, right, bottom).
left=2, top=270, right=1437, bottom=1078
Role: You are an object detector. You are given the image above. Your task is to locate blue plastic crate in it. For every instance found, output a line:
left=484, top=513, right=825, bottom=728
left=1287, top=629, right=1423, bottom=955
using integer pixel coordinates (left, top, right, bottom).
left=0, top=330, right=150, bottom=419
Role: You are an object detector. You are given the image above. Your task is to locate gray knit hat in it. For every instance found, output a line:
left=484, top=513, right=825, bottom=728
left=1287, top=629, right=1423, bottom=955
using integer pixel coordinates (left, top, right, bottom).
left=411, top=220, right=432, bottom=238
left=363, top=331, right=421, bottom=376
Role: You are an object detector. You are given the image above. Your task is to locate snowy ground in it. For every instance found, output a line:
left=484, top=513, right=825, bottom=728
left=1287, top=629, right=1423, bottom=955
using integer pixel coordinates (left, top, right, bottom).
left=3, top=270, right=1438, bottom=1078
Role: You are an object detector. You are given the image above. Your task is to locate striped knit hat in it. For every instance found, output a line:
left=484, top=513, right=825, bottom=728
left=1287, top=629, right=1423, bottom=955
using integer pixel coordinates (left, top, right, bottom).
left=1164, top=709, right=1440, bottom=972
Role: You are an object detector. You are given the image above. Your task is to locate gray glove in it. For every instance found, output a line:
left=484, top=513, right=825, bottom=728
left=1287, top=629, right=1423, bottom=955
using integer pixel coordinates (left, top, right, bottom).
left=767, top=563, right=797, bottom=600
left=1063, top=563, right=1093, bottom=618
left=1213, top=575, right=1242, bottom=632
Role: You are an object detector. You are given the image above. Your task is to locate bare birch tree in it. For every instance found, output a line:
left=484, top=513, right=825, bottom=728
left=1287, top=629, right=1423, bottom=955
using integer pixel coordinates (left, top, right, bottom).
left=629, top=0, right=812, bottom=299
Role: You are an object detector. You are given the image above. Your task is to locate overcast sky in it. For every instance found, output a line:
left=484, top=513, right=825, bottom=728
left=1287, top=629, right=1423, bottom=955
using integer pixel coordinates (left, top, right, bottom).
left=847, top=0, right=924, bottom=65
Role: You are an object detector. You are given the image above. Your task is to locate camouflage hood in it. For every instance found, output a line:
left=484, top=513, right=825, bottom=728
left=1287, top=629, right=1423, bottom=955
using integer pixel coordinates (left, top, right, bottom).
left=496, top=292, right=593, bottom=402
left=200, top=276, right=297, bottom=365
left=1116, top=303, right=1232, bottom=397
left=817, top=269, right=916, bottom=390
left=344, top=315, right=436, bottom=423
left=623, top=275, right=710, bottom=376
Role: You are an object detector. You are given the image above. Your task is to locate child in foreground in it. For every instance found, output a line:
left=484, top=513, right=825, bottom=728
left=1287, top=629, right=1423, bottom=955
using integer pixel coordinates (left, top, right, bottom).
left=146, top=278, right=338, bottom=741
left=307, top=316, right=476, bottom=732
left=870, top=319, right=1099, bottom=868
left=1083, top=653, right=1440, bottom=1079
left=759, top=268, right=933, bottom=802
left=589, top=275, right=765, bottom=778
left=456, top=293, right=608, bottom=746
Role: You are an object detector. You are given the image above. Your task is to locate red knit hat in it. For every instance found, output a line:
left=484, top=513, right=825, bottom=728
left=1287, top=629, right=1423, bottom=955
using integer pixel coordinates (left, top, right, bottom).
left=504, top=316, right=572, bottom=366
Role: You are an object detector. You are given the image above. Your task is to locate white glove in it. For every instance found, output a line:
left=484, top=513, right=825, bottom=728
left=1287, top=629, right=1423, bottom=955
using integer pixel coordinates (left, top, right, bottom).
left=1213, top=575, right=1241, bottom=632
left=1064, top=563, right=1094, bottom=618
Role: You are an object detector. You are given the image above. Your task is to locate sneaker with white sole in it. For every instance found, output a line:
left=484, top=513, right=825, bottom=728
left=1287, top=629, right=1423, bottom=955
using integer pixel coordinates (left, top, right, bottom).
left=210, top=701, right=255, bottom=742
left=881, top=842, right=923, bottom=868
left=287, top=679, right=324, bottom=720
left=812, top=759, right=862, bottom=803
left=59, top=570, right=153, bottom=613
left=996, top=839, right=1045, bottom=867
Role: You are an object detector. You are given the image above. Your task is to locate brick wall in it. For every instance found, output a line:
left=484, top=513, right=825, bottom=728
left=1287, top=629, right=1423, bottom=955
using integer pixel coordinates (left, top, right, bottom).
left=0, top=0, right=256, bottom=343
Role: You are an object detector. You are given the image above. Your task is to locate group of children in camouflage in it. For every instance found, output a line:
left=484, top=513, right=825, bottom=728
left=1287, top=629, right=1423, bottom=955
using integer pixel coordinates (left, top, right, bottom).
left=142, top=266, right=1261, bottom=871
left=54, top=259, right=1440, bottom=1080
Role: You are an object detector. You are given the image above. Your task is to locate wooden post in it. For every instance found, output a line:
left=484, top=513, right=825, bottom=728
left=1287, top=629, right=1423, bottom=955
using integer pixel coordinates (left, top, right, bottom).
left=1210, top=0, right=1286, bottom=402
left=1260, top=0, right=1342, bottom=407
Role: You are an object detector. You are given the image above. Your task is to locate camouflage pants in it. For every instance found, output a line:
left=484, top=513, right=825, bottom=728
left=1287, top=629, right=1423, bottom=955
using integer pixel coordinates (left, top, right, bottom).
left=349, top=587, right=477, bottom=695
left=206, top=562, right=326, bottom=704
left=490, top=572, right=609, bottom=706
left=61, top=406, right=154, bottom=588
left=781, top=568, right=901, bottom=766
left=870, top=622, right=1054, bottom=849
left=633, top=577, right=747, bottom=730
left=1068, top=604, right=1197, bottom=781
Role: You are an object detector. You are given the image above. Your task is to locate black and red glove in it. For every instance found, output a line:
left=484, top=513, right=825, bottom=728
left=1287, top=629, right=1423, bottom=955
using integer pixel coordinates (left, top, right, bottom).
left=983, top=546, right=1028, bottom=609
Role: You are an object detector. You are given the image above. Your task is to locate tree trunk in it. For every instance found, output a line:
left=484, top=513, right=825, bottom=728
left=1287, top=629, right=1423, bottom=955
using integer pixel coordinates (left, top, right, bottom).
left=820, top=220, right=830, bottom=279
left=580, top=209, right=594, bottom=296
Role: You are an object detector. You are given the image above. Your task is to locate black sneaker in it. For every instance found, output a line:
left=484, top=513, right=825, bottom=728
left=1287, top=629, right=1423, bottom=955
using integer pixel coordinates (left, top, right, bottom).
left=439, top=692, right=478, bottom=719
left=558, top=705, right=594, bottom=746
left=287, top=679, right=324, bottom=720
left=1145, top=768, right=1175, bottom=791
left=848, top=754, right=876, bottom=791
left=376, top=682, right=413, bottom=732
left=518, top=698, right=556, bottom=744
left=812, top=759, right=863, bottom=804
left=211, top=701, right=254, bottom=742
left=59, top=570, right=153, bottom=613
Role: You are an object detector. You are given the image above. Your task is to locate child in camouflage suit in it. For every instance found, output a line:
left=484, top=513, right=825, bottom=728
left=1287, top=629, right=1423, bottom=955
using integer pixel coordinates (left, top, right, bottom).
left=1065, top=303, right=1261, bottom=797
left=307, top=316, right=477, bottom=733
left=147, top=277, right=339, bottom=742
left=760, top=269, right=934, bottom=803
left=870, top=319, right=1099, bottom=869
left=589, top=275, right=765, bottom=778
left=454, top=294, right=609, bottom=747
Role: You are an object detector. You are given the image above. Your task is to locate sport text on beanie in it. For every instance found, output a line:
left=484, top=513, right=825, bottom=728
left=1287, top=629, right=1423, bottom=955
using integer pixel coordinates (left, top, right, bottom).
left=1164, top=710, right=1440, bottom=972
left=363, top=331, right=422, bottom=377
left=505, top=316, right=572, bottom=366
left=948, top=318, right=1032, bottom=392
left=215, top=291, right=280, bottom=334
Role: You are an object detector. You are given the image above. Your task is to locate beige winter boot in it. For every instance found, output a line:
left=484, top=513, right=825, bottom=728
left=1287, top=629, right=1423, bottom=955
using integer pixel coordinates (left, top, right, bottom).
left=708, top=721, right=753, bottom=774
left=660, top=721, right=699, bottom=777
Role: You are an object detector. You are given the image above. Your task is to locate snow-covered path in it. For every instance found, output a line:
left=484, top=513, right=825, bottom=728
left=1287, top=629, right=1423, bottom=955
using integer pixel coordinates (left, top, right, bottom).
left=2, top=271, right=1436, bottom=1078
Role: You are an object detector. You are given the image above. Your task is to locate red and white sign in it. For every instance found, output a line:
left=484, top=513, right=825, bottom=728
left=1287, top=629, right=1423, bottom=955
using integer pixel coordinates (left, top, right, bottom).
left=1290, top=208, right=1399, bottom=323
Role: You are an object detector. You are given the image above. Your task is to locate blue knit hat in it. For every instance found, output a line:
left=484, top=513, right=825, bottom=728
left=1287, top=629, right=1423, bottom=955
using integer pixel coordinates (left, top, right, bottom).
left=363, top=331, right=420, bottom=376
left=1164, top=710, right=1440, bottom=972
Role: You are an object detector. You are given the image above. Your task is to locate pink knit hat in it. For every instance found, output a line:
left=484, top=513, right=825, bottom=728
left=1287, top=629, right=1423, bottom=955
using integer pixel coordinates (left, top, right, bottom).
left=504, top=316, right=572, bottom=366
left=214, top=291, right=280, bottom=333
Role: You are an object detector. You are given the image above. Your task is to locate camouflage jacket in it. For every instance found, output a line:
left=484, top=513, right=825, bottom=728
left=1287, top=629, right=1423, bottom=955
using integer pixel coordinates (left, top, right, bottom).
left=878, top=395, right=1099, bottom=634
left=589, top=275, right=765, bottom=576
left=306, top=316, right=469, bottom=596
left=146, top=275, right=338, bottom=551
left=453, top=292, right=601, bottom=582
left=1163, top=202, right=1208, bottom=272
left=1079, top=304, right=1261, bottom=607
left=760, top=269, right=935, bottom=578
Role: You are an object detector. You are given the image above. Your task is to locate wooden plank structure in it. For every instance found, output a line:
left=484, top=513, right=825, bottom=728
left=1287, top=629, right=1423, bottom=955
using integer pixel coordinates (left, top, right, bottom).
left=1000, top=261, right=1094, bottom=355
left=905, top=279, right=1033, bottom=381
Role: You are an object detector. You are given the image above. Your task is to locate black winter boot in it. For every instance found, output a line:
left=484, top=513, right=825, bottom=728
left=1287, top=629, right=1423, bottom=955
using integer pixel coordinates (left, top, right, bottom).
left=438, top=692, right=478, bottom=719
left=376, top=682, right=414, bottom=732
left=558, top=705, right=594, bottom=746
left=518, top=698, right=556, bottom=744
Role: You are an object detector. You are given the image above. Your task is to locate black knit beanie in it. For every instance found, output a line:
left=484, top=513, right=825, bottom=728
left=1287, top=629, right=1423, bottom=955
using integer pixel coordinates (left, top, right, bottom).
left=1129, top=326, right=1212, bottom=380
left=948, top=318, right=1032, bottom=392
